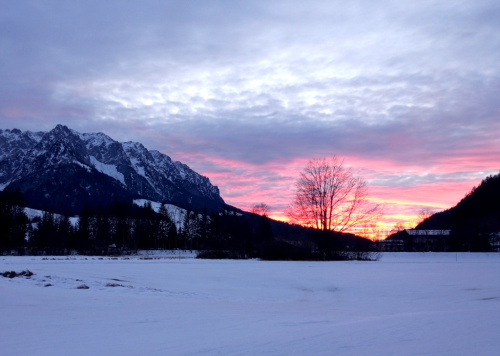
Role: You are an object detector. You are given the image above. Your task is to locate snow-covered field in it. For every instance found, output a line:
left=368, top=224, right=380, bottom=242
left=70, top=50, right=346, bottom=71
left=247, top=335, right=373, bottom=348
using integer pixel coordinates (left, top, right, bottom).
left=1, top=253, right=500, bottom=356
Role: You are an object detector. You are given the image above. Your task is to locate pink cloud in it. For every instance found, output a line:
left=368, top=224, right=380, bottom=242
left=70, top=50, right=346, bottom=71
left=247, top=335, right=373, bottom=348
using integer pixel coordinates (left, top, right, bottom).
left=169, top=152, right=497, bottom=238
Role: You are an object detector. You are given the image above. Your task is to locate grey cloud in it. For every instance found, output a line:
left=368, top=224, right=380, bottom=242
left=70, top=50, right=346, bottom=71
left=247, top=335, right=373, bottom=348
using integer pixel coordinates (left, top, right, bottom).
left=368, top=170, right=500, bottom=188
left=1, top=0, right=499, bottom=196
left=120, top=69, right=499, bottom=166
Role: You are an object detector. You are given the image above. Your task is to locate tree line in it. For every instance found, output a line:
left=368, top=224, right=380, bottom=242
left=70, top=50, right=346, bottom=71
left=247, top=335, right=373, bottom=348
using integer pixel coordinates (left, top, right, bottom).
left=0, top=187, right=377, bottom=260
left=0, top=188, right=281, bottom=257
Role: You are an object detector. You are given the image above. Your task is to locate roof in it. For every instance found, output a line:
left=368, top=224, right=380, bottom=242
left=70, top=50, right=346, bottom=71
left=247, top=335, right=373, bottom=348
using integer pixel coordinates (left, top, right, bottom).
left=405, top=229, right=450, bottom=236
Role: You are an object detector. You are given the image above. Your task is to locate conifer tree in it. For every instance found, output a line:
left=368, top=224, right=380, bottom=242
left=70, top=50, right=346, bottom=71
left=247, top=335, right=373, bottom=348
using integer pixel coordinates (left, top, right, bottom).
left=0, top=188, right=28, bottom=252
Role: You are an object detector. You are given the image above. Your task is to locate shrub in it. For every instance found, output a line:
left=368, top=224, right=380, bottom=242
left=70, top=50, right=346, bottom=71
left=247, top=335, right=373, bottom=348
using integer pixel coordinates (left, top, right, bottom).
left=196, top=250, right=246, bottom=259
left=1, top=270, right=34, bottom=278
left=259, top=240, right=317, bottom=261
left=105, top=283, right=124, bottom=287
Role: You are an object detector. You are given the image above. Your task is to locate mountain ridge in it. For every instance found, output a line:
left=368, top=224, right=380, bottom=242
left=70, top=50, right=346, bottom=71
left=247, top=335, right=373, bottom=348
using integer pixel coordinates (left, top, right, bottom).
left=0, top=124, right=225, bottom=214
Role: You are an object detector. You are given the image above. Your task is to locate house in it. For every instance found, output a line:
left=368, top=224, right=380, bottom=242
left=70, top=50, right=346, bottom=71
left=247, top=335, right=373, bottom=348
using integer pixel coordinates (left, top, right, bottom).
left=404, top=229, right=451, bottom=252
left=383, top=229, right=452, bottom=252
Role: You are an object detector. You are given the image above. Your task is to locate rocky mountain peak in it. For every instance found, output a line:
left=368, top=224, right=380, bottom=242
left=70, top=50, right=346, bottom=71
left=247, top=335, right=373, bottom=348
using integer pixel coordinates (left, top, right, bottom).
left=0, top=125, right=224, bottom=214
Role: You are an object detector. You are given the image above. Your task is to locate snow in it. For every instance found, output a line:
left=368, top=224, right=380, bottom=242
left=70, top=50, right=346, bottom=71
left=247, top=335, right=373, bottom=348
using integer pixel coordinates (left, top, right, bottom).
left=121, top=142, right=149, bottom=177
left=77, top=131, right=116, bottom=148
left=2, top=127, right=221, bottom=206
left=24, top=207, right=46, bottom=220
left=27, top=131, right=44, bottom=143
left=89, top=155, right=125, bottom=185
left=1, top=252, right=499, bottom=356
left=23, top=200, right=187, bottom=229
left=0, top=129, right=20, bottom=140
left=129, top=157, right=146, bottom=177
left=406, top=229, right=451, bottom=235
left=0, top=181, right=11, bottom=190
left=72, top=160, right=91, bottom=172
left=222, top=209, right=243, bottom=216
left=69, top=217, right=79, bottom=226
left=24, top=208, right=79, bottom=227
left=175, top=161, right=187, bottom=179
left=133, top=199, right=187, bottom=228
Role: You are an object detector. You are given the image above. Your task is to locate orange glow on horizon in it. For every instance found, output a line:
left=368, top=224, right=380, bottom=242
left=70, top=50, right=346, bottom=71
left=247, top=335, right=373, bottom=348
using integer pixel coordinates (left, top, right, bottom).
left=268, top=214, right=289, bottom=223
left=167, top=150, right=499, bottom=241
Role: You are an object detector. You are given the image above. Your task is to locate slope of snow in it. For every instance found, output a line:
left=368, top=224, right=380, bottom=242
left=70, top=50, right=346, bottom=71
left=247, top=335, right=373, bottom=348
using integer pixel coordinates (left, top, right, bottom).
left=72, top=160, right=91, bottom=172
left=27, top=131, right=45, bottom=143
left=1, top=253, right=500, bottom=356
left=0, top=129, right=44, bottom=161
left=0, top=182, right=10, bottom=190
left=77, top=131, right=116, bottom=148
left=24, top=207, right=46, bottom=220
left=133, top=199, right=187, bottom=228
left=89, top=156, right=125, bottom=185
left=24, top=208, right=79, bottom=227
left=129, top=157, right=146, bottom=178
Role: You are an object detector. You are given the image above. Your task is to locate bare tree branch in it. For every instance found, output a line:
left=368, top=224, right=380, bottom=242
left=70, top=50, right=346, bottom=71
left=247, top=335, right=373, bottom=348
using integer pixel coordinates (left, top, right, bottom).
left=252, top=203, right=270, bottom=217
left=417, top=208, right=435, bottom=225
left=286, top=156, right=383, bottom=235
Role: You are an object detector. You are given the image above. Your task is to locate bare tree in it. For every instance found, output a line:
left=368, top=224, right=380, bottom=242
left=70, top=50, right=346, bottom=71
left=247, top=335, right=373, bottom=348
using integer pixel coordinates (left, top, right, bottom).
left=360, top=223, right=387, bottom=242
left=391, top=222, right=413, bottom=234
left=286, top=156, right=382, bottom=258
left=252, top=203, right=270, bottom=217
left=417, top=208, right=435, bottom=225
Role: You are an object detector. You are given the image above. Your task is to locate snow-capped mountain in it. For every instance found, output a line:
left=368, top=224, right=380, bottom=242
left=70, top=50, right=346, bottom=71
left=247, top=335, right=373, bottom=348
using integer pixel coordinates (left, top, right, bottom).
left=0, top=125, right=224, bottom=214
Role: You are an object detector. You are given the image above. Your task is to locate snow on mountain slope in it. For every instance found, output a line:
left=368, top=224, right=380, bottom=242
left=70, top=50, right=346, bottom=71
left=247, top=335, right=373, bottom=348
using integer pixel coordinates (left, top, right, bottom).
left=24, top=208, right=79, bottom=227
left=133, top=199, right=188, bottom=229
left=0, top=125, right=224, bottom=213
left=8, top=125, right=91, bottom=180
left=0, top=129, right=45, bottom=161
left=89, top=156, right=125, bottom=186
left=0, top=181, right=11, bottom=190
left=23, top=199, right=188, bottom=230
left=74, top=130, right=115, bottom=148
left=24, top=207, right=47, bottom=220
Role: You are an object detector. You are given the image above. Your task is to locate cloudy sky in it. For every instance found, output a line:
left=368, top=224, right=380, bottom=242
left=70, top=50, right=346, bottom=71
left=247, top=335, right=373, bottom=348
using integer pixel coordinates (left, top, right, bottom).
left=1, top=0, right=499, bottom=232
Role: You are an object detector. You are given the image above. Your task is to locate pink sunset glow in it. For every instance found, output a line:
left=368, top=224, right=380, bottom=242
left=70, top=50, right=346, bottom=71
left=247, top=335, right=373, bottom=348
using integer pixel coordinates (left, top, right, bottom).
left=172, top=151, right=499, bottom=237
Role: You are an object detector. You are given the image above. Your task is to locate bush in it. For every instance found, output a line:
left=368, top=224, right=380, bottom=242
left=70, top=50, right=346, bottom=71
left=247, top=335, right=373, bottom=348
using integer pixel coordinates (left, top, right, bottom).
left=259, top=241, right=381, bottom=261
left=1, top=270, right=34, bottom=278
left=331, top=250, right=381, bottom=261
left=196, top=250, right=246, bottom=259
left=105, top=283, right=124, bottom=287
left=259, top=240, right=317, bottom=261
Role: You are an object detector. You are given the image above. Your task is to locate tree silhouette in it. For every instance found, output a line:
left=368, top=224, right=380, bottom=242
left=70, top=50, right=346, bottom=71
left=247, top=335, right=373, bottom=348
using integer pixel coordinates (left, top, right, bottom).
left=286, top=156, right=382, bottom=259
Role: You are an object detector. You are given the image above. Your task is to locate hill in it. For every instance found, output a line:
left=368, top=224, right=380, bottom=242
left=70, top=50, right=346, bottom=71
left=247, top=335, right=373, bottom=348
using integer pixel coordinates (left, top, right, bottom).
left=387, top=172, right=500, bottom=251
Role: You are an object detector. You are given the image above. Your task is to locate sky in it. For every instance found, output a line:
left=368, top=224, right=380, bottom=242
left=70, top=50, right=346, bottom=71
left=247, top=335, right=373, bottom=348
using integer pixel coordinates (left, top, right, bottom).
left=1, top=0, right=499, bottom=235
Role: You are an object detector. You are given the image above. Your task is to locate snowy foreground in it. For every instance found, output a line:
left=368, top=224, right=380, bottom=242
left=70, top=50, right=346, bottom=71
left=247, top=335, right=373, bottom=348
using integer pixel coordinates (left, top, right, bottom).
left=1, top=253, right=500, bottom=356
